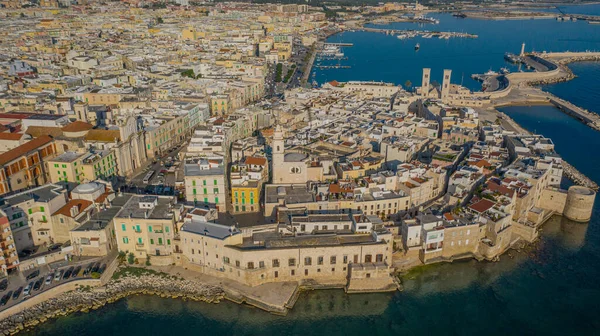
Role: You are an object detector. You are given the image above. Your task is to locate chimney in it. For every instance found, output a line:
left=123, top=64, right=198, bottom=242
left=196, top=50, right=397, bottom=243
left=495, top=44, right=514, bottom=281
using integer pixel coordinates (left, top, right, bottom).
left=69, top=205, right=79, bottom=217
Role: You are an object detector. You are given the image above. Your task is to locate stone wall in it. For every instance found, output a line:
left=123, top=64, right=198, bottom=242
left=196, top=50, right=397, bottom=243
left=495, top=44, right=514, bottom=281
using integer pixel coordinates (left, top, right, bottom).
left=564, top=186, right=596, bottom=222
left=538, top=188, right=568, bottom=215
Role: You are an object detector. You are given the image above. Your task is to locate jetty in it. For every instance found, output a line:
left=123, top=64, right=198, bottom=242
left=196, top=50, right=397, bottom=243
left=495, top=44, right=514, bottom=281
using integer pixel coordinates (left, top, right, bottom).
left=488, top=51, right=600, bottom=132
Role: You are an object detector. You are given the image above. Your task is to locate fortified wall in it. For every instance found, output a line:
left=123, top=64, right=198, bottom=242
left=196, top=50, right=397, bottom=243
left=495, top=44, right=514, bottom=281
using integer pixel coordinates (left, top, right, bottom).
left=538, top=185, right=595, bottom=222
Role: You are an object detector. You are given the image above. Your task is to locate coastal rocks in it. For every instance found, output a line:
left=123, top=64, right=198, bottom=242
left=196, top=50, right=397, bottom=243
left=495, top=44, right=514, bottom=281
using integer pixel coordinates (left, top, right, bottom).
left=562, top=161, right=599, bottom=191
left=0, top=268, right=225, bottom=335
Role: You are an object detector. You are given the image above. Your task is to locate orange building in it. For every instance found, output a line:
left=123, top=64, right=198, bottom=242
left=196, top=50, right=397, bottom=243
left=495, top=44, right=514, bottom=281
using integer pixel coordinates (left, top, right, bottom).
left=0, top=135, right=58, bottom=195
left=0, top=216, right=18, bottom=276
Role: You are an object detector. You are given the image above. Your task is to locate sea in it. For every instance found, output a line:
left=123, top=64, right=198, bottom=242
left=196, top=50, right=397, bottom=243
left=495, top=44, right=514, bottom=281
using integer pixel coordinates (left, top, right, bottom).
left=24, top=4, right=600, bottom=336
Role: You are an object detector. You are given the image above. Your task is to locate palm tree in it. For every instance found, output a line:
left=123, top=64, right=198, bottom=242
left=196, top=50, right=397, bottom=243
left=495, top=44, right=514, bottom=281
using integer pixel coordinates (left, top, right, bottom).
left=404, top=80, right=412, bottom=90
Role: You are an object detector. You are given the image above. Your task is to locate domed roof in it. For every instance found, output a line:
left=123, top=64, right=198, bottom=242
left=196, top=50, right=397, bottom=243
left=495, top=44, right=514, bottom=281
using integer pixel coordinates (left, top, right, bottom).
left=72, top=182, right=102, bottom=194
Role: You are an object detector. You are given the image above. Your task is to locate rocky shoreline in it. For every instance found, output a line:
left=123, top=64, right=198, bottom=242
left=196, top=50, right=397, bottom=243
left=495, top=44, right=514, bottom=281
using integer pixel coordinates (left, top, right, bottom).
left=0, top=269, right=224, bottom=335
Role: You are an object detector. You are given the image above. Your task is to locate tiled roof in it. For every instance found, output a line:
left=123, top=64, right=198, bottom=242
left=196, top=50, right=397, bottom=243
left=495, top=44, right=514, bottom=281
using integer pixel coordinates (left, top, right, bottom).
left=0, top=135, right=53, bottom=166
left=468, top=199, right=496, bottom=213
left=53, top=199, right=93, bottom=218
left=0, top=133, right=23, bottom=141
left=26, top=126, right=64, bottom=138
left=84, top=129, right=121, bottom=142
left=245, top=156, right=266, bottom=166
left=61, top=121, right=94, bottom=133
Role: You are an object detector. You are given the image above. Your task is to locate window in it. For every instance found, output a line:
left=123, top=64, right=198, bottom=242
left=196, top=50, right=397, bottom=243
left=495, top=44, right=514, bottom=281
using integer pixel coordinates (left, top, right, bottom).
left=165, top=227, right=169, bottom=233
left=150, top=239, right=154, bottom=245
left=123, top=237, right=129, bottom=244
left=330, top=256, right=337, bottom=265
left=259, top=261, right=265, bottom=268
left=304, top=257, right=312, bottom=266
left=223, top=257, right=230, bottom=264
left=272, top=259, right=280, bottom=267
left=158, top=238, right=163, bottom=245
left=213, top=179, right=218, bottom=185
left=167, top=239, right=171, bottom=245
left=376, top=254, right=383, bottom=262
left=213, top=188, right=219, bottom=194
left=28, top=209, right=32, bottom=215
left=305, top=269, right=308, bottom=276
left=247, top=262, right=254, bottom=269
left=40, top=206, right=45, bottom=212
left=343, top=255, right=348, bottom=264
left=317, top=256, right=323, bottom=265
left=137, top=237, right=143, bottom=244
left=148, top=226, right=153, bottom=232
left=289, top=258, right=296, bottom=267
left=291, top=270, right=295, bottom=276
left=274, top=271, right=279, bottom=278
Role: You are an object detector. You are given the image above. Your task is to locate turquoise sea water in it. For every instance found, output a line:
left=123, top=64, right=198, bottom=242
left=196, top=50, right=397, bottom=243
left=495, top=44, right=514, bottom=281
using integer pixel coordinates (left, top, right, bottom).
left=23, top=5, right=600, bottom=336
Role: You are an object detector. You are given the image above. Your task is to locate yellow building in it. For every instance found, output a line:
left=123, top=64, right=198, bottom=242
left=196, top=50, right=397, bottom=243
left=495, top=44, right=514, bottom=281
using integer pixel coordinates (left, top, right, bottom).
left=210, top=95, right=230, bottom=115
left=231, top=181, right=260, bottom=213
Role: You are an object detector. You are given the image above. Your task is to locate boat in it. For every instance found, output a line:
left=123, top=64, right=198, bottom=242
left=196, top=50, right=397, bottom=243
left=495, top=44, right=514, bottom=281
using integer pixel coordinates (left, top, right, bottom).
left=589, top=21, right=600, bottom=24
left=500, top=67, right=510, bottom=74
left=397, top=34, right=407, bottom=39
left=415, top=43, right=420, bottom=51
left=453, top=13, right=467, bottom=18
left=484, top=69, right=499, bottom=76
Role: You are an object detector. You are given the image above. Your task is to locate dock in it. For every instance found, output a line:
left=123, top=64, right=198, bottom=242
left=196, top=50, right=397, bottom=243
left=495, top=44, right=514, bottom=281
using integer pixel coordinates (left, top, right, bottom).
left=490, top=51, right=600, bottom=132
left=316, top=65, right=351, bottom=69
left=323, top=42, right=354, bottom=47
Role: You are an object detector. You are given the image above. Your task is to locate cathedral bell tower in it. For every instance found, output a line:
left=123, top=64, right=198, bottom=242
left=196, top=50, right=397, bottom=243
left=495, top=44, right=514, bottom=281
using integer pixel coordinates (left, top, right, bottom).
left=272, top=125, right=285, bottom=183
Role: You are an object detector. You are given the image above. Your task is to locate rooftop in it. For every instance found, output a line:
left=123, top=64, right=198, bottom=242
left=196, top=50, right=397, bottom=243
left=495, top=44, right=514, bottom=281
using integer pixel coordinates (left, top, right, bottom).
left=115, top=194, right=175, bottom=220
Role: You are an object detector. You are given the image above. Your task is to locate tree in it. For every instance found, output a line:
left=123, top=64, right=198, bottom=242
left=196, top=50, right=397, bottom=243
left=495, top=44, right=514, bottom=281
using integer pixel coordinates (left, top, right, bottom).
left=180, top=69, right=195, bottom=79
left=118, top=251, right=126, bottom=264
left=127, top=252, right=135, bottom=265
left=157, top=17, right=164, bottom=24
left=145, top=255, right=151, bottom=266
left=404, top=80, right=412, bottom=90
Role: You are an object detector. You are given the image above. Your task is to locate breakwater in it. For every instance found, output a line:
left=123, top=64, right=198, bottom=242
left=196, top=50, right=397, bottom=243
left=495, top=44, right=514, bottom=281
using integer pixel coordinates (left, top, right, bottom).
left=0, top=269, right=224, bottom=336
left=562, top=161, right=599, bottom=191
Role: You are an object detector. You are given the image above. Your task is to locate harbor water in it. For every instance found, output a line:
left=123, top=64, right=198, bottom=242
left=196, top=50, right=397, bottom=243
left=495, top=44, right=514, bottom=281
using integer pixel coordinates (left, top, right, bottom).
left=21, top=5, right=600, bottom=336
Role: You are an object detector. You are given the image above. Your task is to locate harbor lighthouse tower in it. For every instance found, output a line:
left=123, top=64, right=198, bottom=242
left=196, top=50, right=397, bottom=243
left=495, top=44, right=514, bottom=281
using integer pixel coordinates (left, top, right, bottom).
left=520, top=43, right=526, bottom=56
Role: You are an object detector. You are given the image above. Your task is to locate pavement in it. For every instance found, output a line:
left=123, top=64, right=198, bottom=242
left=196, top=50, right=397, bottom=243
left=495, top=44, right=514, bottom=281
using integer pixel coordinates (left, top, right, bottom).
left=150, top=264, right=298, bottom=313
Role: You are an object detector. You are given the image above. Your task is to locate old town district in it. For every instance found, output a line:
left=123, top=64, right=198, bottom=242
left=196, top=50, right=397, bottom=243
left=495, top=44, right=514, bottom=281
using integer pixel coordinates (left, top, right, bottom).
left=0, top=3, right=596, bottom=293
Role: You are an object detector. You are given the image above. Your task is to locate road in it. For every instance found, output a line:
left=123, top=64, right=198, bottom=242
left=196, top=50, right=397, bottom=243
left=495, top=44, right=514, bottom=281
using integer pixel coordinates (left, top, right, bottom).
left=125, top=141, right=188, bottom=196
left=0, top=257, right=109, bottom=312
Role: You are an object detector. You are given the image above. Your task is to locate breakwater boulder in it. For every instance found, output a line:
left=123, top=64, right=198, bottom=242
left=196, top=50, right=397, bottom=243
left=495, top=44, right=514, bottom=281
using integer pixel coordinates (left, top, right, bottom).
left=0, top=267, right=224, bottom=335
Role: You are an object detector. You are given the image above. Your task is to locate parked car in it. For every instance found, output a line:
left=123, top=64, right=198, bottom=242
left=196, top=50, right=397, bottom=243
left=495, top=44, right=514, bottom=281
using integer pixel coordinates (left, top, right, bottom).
left=63, top=267, right=74, bottom=279
left=0, top=292, right=11, bottom=306
left=91, top=263, right=100, bottom=273
left=98, top=264, right=107, bottom=274
left=45, top=274, right=53, bottom=285
left=12, top=287, right=22, bottom=300
left=71, top=266, right=81, bottom=278
left=26, top=270, right=39, bottom=280
left=23, top=282, right=33, bottom=296
left=83, top=263, right=94, bottom=276
left=33, top=278, right=43, bottom=291
left=0, top=278, right=8, bottom=291
left=54, top=270, right=63, bottom=281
